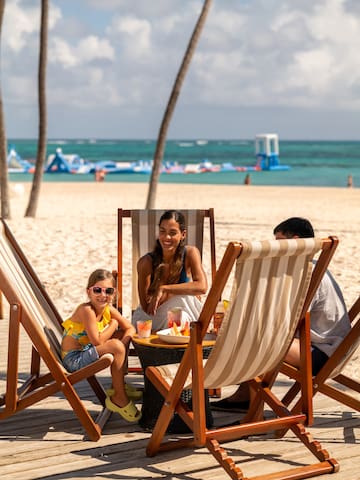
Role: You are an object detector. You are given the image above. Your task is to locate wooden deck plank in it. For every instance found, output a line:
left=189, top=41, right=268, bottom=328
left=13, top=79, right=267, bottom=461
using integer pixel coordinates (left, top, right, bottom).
left=0, top=401, right=359, bottom=479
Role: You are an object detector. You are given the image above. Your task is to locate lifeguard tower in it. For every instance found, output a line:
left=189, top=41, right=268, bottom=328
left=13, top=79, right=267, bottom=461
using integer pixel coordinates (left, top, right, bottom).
left=255, top=133, right=289, bottom=171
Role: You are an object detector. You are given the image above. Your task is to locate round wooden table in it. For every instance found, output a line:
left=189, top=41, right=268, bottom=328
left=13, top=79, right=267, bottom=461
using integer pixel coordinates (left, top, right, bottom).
left=132, top=333, right=215, bottom=431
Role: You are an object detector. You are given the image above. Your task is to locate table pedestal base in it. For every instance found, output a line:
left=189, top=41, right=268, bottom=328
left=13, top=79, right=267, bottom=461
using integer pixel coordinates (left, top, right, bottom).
left=133, top=342, right=213, bottom=432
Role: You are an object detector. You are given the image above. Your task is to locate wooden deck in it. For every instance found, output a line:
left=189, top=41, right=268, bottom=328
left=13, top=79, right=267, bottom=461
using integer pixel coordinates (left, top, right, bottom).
left=1, top=316, right=359, bottom=479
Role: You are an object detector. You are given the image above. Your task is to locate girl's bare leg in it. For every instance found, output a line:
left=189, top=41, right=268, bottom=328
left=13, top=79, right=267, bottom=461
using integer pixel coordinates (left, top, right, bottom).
left=97, top=339, right=129, bottom=407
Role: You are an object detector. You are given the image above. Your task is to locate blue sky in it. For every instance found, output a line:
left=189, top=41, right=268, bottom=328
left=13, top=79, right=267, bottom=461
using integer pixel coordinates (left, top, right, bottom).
left=2, top=0, right=360, bottom=140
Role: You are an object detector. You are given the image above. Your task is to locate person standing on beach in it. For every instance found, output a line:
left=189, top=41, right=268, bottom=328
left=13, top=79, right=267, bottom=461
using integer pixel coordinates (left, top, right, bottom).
left=212, top=217, right=351, bottom=412
left=132, top=210, right=208, bottom=331
left=61, top=269, right=142, bottom=423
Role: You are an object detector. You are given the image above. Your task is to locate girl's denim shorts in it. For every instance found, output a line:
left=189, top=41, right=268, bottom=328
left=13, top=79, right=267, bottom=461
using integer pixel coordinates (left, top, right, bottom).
left=62, top=344, right=99, bottom=372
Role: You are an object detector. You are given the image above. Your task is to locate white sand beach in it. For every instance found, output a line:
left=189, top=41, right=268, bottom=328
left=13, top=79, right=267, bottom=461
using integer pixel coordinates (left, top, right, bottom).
left=3, top=180, right=360, bottom=404
left=8, top=182, right=359, bottom=318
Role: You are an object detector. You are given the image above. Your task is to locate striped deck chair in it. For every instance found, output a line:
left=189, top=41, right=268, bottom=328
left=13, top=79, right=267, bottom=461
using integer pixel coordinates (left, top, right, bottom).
left=0, top=219, right=113, bottom=441
left=145, top=237, right=340, bottom=480
left=116, top=208, right=216, bottom=315
left=116, top=208, right=216, bottom=377
left=281, top=294, right=360, bottom=414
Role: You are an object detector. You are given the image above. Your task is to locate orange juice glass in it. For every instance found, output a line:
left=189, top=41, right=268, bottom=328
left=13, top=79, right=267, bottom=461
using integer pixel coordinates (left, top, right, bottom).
left=167, top=307, right=182, bottom=327
left=136, top=319, right=152, bottom=338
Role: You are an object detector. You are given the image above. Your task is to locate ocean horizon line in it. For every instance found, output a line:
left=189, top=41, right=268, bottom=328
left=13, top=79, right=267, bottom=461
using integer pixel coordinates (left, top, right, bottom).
left=7, top=137, right=360, bottom=142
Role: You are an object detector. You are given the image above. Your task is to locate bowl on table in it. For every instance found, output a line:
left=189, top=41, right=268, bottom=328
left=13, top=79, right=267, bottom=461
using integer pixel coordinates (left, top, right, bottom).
left=156, top=328, right=190, bottom=345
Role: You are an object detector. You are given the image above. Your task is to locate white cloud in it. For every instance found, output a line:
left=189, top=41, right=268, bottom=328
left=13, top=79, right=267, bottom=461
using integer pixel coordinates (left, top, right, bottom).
left=49, top=36, right=115, bottom=68
left=50, top=38, right=77, bottom=68
left=4, top=0, right=360, bottom=138
left=3, top=2, right=39, bottom=52
left=49, top=68, right=123, bottom=108
left=107, top=15, right=151, bottom=56
left=77, top=36, right=115, bottom=63
left=180, top=0, right=360, bottom=110
left=3, top=0, right=61, bottom=52
left=288, top=49, right=335, bottom=93
left=270, top=0, right=360, bottom=108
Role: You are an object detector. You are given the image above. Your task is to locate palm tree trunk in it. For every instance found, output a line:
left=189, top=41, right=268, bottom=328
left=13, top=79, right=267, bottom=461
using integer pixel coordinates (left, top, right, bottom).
left=146, top=0, right=212, bottom=209
left=0, top=0, right=10, bottom=219
left=25, top=0, right=48, bottom=218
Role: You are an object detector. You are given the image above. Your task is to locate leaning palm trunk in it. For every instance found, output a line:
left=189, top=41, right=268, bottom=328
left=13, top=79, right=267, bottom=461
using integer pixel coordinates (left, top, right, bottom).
left=25, top=0, right=48, bottom=218
left=0, top=0, right=10, bottom=219
left=146, top=0, right=212, bottom=209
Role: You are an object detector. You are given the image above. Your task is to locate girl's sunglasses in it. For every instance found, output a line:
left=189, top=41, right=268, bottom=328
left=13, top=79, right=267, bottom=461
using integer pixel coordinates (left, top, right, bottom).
left=90, top=286, right=115, bottom=295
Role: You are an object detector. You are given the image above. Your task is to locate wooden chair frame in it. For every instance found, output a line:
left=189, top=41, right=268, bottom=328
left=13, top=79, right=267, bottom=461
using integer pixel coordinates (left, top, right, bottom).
left=0, top=219, right=112, bottom=441
left=281, top=294, right=360, bottom=414
left=145, top=236, right=340, bottom=480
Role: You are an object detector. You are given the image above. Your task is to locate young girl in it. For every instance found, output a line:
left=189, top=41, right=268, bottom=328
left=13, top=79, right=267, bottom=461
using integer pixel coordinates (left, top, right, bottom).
left=132, top=210, right=208, bottom=331
left=61, top=269, right=142, bottom=423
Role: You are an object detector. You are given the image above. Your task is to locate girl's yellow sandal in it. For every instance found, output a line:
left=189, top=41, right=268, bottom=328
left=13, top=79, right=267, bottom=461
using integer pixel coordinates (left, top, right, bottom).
left=105, top=397, right=142, bottom=423
left=106, top=383, right=143, bottom=400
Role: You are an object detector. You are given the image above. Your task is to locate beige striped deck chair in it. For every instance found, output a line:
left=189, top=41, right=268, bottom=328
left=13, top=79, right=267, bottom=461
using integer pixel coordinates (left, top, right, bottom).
left=146, top=237, right=340, bottom=480
left=116, top=208, right=216, bottom=316
left=0, top=219, right=113, bottom=441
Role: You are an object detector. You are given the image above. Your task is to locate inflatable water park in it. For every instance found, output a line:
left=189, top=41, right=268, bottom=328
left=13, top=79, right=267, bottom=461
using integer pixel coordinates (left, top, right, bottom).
left=254, top=133, right=289, bottom=171
left=45, top=148, right=94, bottom=174
left=44, top=148, right=153, bottom=174
left=7, top=147, right=35, bottom=173
left=9, top=134, right=289, bottom=175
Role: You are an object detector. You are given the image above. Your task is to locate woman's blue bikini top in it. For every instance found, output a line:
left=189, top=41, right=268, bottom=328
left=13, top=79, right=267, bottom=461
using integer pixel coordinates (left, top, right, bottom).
left=149, top=247, right=189, bottom=284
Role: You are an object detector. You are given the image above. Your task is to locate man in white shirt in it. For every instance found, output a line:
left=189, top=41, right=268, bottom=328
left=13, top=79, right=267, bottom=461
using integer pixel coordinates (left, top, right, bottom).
left=211, top=217, right=350, bottom=412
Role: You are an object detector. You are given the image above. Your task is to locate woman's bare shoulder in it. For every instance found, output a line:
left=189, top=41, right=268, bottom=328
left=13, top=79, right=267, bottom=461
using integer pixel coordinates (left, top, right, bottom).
left=138, top=253, right=153, bottom=266
left=186, top=245, right=201, bottom=257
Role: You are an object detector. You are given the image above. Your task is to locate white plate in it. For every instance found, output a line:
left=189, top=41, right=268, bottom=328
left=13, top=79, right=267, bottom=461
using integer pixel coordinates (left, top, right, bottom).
left=157, top=328, right=190, bottom=344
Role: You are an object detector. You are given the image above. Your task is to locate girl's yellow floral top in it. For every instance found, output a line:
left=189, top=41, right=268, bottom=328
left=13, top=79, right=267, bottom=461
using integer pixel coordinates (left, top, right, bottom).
left=61, top=304, right=111, bottom=358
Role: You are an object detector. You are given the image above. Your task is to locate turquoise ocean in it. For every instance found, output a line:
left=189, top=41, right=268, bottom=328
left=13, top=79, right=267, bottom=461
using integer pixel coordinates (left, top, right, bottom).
left=9, top=138, right=360, bottom=187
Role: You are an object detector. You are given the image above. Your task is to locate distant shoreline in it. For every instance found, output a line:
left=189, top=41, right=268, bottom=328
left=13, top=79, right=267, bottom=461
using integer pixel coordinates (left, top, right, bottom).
left=9, top=175, right=358, bottom=188
left=7, top=137, right=360, bottom=142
